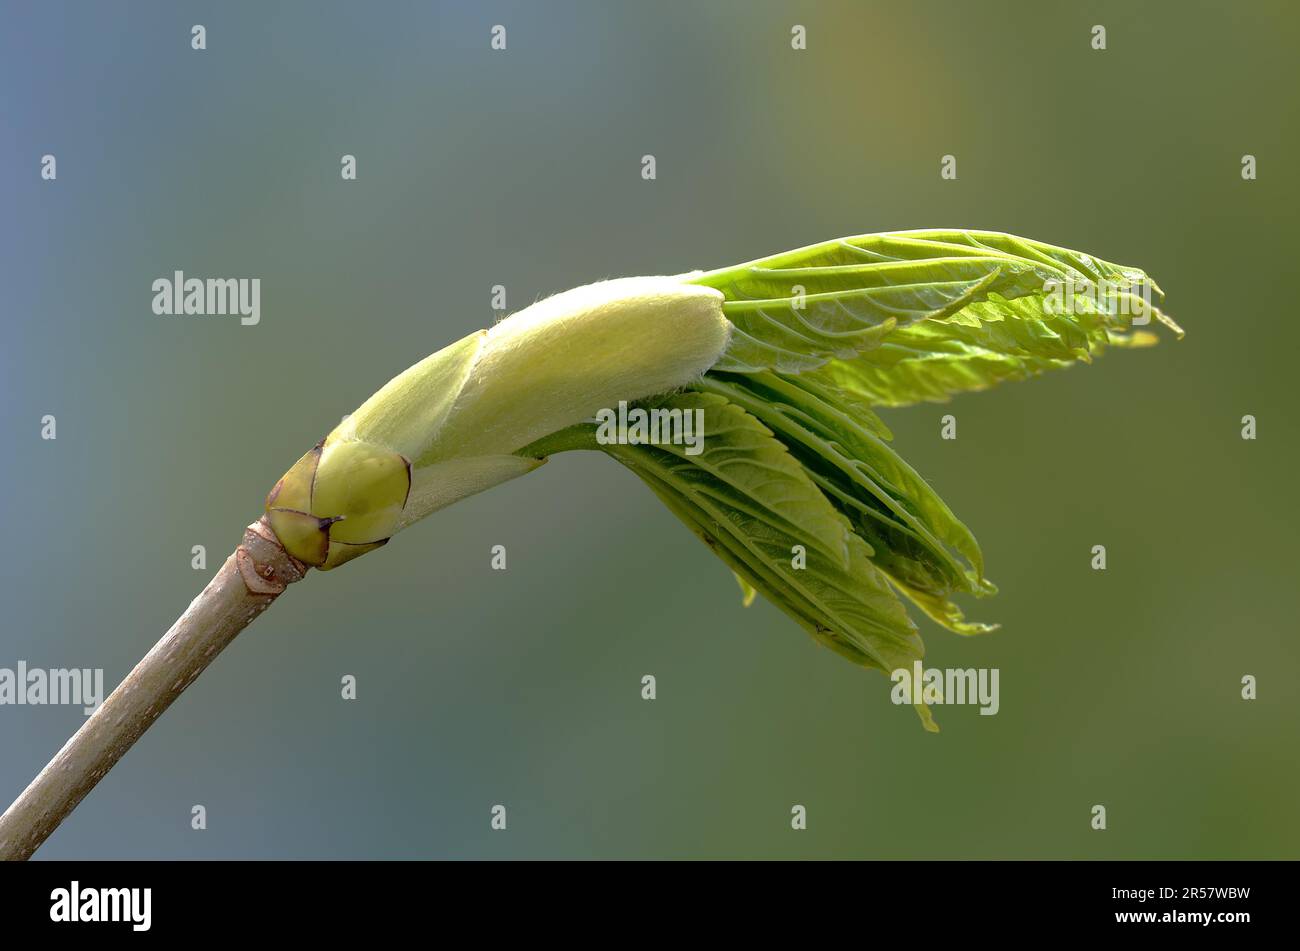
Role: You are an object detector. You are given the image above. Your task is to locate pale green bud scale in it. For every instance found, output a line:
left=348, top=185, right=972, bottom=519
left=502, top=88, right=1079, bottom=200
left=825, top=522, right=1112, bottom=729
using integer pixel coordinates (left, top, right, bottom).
left=266, top=275, right=731, bottom=569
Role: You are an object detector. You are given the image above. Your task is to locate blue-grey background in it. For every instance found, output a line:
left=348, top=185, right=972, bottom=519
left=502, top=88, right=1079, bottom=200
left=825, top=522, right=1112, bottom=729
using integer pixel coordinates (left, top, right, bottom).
left=2, top=0, right=1297, bottom=858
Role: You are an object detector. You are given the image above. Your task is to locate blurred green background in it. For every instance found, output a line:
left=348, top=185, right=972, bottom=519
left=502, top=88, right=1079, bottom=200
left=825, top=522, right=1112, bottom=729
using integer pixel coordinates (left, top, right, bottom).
left=2, top=0, right=1296, bottom=858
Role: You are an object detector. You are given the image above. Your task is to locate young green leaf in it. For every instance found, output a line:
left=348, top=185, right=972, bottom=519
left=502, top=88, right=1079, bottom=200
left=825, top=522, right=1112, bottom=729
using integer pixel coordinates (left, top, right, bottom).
left=691, top=229, right=1182, bottom=389
left=591, top=392, right=936, bottom=726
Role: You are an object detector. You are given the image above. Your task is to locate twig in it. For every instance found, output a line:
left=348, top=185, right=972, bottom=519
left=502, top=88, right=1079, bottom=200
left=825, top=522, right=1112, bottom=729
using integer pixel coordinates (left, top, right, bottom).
left=0, top=517, right=307, bottom=860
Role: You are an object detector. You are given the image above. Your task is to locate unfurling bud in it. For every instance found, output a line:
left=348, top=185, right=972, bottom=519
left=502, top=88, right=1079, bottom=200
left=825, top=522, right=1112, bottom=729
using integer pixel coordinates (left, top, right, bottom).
left=265, top=276, right=730, bottom=569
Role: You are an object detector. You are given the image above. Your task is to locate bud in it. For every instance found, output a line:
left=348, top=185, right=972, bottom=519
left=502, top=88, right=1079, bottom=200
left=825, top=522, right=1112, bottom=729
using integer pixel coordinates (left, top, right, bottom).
left=266, top=276, right=729, bottom=568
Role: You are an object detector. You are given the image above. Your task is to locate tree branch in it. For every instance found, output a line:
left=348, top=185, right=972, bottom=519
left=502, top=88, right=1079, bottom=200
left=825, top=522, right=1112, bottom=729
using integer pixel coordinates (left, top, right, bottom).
left=0, top=517, right=306, bottom=860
